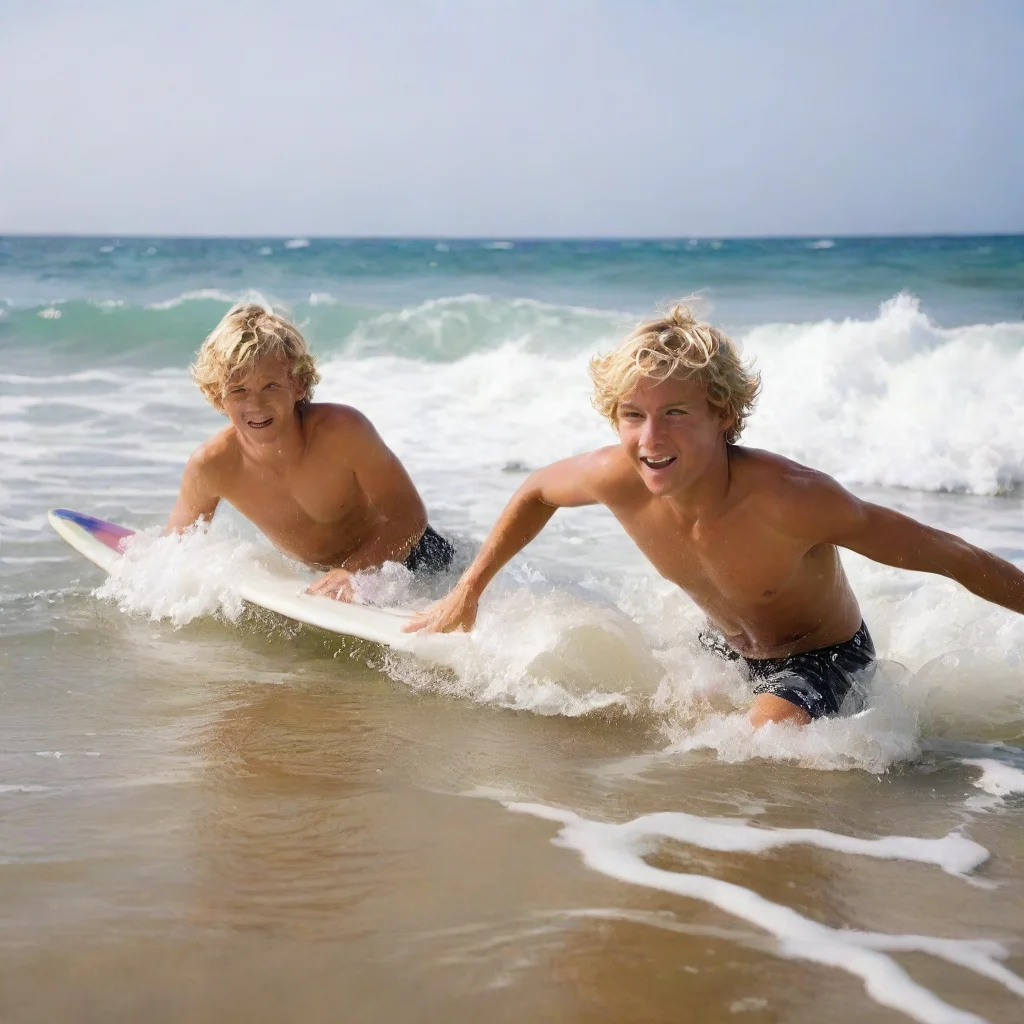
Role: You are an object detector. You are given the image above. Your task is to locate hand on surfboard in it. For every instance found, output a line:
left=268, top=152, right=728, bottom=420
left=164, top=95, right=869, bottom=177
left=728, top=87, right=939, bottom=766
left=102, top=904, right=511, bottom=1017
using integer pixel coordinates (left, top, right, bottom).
left=403, top=588, right=479, bottom=634
left=307, top=567, right=357, bottom=602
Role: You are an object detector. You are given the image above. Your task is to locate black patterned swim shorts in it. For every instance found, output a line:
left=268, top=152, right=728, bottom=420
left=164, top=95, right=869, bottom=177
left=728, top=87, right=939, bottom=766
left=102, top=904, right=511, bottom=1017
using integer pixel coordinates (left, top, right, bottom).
left=698, top=622, right=876, bottom=719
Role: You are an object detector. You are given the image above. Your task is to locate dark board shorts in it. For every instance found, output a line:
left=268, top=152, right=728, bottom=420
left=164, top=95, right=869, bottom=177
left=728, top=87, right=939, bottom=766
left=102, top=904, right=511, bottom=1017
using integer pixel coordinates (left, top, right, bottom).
left=699, top=622, right=877, bottom=719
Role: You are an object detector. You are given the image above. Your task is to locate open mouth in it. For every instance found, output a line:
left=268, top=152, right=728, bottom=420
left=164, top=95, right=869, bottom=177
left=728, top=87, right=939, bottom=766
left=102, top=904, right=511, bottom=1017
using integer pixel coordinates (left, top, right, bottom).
left=247, top=417, right=273, bottom=429
left=640, top=455, right=677, bottom=470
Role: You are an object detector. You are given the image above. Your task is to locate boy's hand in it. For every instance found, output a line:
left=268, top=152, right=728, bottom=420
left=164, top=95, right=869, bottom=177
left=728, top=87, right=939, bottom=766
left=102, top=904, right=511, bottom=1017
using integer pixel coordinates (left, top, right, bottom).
left=403, top=589, right=479, bottom=633
left=307, top=568, right=357, bottom=602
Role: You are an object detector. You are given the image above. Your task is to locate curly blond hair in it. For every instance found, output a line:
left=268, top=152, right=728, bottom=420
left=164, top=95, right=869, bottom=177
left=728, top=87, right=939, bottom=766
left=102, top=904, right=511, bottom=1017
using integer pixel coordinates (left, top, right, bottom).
left=589, top=302, right=760, bottom=443
left=191, top=302, right=320, bottom=410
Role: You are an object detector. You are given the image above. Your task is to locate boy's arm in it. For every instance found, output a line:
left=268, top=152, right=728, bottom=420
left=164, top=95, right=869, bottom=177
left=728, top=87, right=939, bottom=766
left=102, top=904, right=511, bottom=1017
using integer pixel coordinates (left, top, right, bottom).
left=330, top=413, right=427, bottom=573
left=404, top=451, right=607, bottom=633
left=164, top=452, right=221, bottom=534
left=307, top=411, right=427, bottom=599
left=798, top=476, right=1024, bottom=616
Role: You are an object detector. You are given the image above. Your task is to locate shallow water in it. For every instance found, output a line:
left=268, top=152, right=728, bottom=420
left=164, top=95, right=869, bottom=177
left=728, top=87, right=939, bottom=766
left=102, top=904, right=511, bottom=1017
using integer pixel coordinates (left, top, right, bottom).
left=2, top=236, right=1023, bottom=1022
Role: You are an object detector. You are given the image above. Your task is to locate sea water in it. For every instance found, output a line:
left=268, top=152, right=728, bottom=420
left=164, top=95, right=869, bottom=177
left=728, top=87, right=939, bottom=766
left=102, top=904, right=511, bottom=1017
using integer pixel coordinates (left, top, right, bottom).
left=1, top=236, right=1023, bottom=1023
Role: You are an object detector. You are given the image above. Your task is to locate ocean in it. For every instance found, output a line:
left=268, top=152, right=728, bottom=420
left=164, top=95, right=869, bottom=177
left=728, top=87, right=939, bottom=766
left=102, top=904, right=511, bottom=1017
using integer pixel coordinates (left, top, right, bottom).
left=2, top=235, right=1023, bottom=1023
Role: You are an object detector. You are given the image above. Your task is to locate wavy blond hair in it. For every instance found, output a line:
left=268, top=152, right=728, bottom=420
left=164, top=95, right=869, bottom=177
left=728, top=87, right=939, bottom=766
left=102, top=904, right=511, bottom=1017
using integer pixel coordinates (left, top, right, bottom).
left=589, top=302, right=760, bottom=443
left=191, top=302, right=320, bottom=410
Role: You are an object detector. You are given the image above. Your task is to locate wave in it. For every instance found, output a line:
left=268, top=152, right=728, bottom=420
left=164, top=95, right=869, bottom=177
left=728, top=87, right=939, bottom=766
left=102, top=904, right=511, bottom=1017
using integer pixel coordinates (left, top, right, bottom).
left=744, top=293, right=1024, bottom=494
left=0, top=292, right=626, bottom=366
left=4, top=291, right=1023, bottom=494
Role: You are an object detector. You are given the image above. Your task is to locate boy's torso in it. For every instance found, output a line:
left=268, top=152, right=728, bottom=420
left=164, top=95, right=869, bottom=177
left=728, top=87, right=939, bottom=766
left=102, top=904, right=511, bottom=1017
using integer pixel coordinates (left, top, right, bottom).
left=593, top=446, right=863, bottom=659
left=204, top=407, right=389, bottom=567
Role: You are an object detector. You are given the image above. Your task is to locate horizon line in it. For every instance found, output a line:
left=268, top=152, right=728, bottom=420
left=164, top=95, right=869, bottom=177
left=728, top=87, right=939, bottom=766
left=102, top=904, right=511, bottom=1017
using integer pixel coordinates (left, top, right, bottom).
left=3, top=230, right=1023, bottom=243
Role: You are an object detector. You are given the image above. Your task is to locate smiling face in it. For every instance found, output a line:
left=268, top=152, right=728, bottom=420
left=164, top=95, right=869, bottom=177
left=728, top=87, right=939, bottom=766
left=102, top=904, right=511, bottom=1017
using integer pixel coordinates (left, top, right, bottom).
left=220, top=352, right=305, bottom=443
left=615, top=375, right=733, bottom=496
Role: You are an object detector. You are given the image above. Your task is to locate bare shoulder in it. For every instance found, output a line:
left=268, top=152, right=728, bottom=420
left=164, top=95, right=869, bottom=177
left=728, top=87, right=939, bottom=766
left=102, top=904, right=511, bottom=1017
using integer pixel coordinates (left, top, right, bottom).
left=731, top=447, right=865, bottom=535
left=579, top=445, right=642, bottom=497
left=185, top=427, right=240, bottom=483
left=529, top=445, right=638, bottom=508
left=303, top=403, right=379, bottom=442
left=304, top=402, right=371, bottom=429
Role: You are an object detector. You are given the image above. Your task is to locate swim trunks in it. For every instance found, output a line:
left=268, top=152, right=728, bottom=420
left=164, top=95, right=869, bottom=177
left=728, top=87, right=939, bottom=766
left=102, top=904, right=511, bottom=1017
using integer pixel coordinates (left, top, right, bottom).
left=403, top=525, right=455, bottom=574
left=698, top=622, right=876, bottom=719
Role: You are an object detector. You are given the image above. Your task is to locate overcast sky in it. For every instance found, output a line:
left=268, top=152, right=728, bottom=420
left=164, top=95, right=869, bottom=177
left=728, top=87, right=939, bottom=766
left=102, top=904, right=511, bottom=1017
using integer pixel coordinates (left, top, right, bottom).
left=2, top=0, right=1022, bottom=237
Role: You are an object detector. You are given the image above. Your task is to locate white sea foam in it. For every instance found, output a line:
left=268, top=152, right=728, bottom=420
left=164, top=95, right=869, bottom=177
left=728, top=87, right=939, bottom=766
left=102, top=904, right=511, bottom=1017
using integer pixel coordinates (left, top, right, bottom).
left=962, top=758, right=1024, bottom=810
left=744, top=293, right=1024, bottom=495
left=505, top=800, right=1023, bottom=1024
left=394, top=584, right=664, bottom=716
left=522, top=803, right=988, bottom=875
left=95, top=523, right=262, bottom=625
left=284, top=238, right=310, bottom=249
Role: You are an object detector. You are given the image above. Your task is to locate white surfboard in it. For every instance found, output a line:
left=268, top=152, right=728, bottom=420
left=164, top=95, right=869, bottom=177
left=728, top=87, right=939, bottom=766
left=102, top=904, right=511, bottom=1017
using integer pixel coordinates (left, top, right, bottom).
left=48, top=508, right=415, bottom=647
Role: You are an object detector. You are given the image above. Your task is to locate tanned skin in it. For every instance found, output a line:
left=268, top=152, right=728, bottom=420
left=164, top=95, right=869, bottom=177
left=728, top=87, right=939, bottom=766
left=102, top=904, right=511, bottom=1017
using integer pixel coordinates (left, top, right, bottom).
left=405, top=376, right=1024, bottom=726
left=166, top=352, right=427, bottom=601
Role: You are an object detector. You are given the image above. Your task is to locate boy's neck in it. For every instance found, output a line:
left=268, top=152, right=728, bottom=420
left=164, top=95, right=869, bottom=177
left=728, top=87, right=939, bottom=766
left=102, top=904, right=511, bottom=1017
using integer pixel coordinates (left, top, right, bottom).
left=661, top=443, right=735, bottom=522
left=235, top=406, right=308, bottom=469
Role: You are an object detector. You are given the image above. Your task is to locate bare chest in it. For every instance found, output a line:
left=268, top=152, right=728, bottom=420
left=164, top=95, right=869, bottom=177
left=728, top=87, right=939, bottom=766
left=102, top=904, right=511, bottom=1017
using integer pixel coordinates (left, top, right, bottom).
left=608, top=500, right=810, bottom=609
left=223, top=460, right=374, bottom=555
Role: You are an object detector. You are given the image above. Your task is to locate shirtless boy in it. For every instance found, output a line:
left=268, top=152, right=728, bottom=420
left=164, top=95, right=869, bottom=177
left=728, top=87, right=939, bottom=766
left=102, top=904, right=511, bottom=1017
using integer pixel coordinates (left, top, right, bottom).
left=407, top=303, right=1024, bottom=726
left=167, top=302, right=453, bottom=598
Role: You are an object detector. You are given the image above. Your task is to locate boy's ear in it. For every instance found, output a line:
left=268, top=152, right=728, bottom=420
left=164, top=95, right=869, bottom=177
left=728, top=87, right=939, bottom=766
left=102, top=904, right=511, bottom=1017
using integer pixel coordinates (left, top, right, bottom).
left=718, top=405, right=737, bottom=437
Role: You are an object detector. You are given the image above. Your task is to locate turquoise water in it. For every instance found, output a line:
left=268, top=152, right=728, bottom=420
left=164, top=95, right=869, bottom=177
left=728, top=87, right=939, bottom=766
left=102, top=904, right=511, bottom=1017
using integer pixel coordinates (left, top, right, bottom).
left=3, top=235, right=1023, bottom=370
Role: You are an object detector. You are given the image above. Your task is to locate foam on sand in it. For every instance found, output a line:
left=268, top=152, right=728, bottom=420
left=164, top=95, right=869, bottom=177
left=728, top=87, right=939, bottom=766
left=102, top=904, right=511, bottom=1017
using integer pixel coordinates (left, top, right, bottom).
left=504, top=801, right=1023, bottom=1024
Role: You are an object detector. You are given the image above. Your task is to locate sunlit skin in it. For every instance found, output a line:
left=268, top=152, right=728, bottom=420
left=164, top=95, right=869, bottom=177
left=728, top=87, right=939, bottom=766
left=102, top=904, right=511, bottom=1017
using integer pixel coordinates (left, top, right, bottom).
left=406, top=375, right=1024, bottom=727
left=165, top=352, right=427, bottom=600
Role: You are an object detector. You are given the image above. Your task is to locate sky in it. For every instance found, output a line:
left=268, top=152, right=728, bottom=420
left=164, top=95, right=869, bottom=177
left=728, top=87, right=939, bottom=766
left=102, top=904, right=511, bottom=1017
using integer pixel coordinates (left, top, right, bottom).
left=1, top=0, right=1022, bottom=237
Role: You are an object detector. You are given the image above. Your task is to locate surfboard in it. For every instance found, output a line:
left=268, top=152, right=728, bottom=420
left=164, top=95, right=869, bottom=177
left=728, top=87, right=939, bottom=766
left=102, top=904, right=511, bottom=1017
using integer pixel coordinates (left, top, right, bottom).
left=47, top=508, right=415, bottom=647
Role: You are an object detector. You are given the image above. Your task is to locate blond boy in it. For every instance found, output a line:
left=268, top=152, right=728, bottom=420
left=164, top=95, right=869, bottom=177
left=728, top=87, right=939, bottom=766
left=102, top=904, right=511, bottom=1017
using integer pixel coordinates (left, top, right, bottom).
left=407, top=303, right=1024, bottom=727
left=167, top=302, right=452, bottom=598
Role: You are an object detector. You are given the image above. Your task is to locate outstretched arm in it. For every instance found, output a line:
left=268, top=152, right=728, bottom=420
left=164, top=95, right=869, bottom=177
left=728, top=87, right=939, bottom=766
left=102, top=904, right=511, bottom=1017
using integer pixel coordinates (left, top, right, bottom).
left=804, top=478, right=1024, bottom=615
left=404, top=452, right=607, bottom=633
left=164, top=452, right=221, bottom=534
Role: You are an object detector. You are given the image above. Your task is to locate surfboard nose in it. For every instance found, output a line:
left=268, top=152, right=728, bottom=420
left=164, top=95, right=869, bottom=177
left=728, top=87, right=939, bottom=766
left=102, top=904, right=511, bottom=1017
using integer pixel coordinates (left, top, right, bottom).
left=48, top=507, right=135, bottom=557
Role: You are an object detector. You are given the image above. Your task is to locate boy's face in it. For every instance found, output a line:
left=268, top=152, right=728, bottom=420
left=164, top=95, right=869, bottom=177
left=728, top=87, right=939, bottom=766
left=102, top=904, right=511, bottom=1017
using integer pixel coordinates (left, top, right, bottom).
left=220, top=352, right=305, bottom=443
left=615, top=375, right=732, bottom=496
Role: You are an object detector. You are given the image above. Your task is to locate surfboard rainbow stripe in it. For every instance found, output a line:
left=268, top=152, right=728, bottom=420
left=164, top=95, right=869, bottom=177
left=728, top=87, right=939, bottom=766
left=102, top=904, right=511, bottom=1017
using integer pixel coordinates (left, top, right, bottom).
left=50, top=508, right=135, bottom=554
